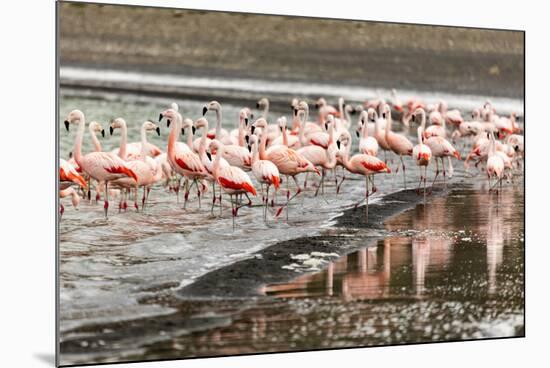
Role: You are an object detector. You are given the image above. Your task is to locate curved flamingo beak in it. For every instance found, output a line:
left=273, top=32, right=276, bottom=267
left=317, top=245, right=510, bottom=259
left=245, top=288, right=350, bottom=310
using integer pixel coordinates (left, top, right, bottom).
left=167, top=119, right=171, bottom=128
left=356, top=131, right=360, bottom=138
left=250, top=126, right=256, bottom=135
left=247, top=145, right=252, bottom=153
left=206, top=152, right=212, bottom=161
left=181, top=128, right=185, bottom=135
left=101, top=129, right=105, bottom=138
left=336, top=140, right=341, bottom=149
left=64, top=120, right=70, bottom=131
left=109, top=126, right=114, bottom=135
left=192, top=126, right=196, bottom=135
left=244, top=117, right=249, bottom=126
left=158, top=113, right=163, bottom=122
left=156, top=127, right=161, bottom=136
left=454, top=151, right=461, bottom=160
left=202, top=106, right=208, bottom=116
left=256, top=102, right=260, bottom=108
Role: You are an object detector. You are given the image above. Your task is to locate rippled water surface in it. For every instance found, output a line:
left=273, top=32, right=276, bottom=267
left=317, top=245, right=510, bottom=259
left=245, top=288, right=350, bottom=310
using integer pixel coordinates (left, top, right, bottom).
left=59, top=91, right=524, bottom=365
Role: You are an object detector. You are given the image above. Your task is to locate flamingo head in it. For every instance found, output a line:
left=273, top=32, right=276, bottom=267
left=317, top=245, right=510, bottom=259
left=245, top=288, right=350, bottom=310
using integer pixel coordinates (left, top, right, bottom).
left=203, top=100, right=221, bottom=116
left=143, top=120, right=161, bottom=136
left=159, top=108, right=178, bottom=128
left=251, top=118, right=268, bottom=135
left=109, top=118, right=126, bottom=136
left=64, top=109, right=85, bottom=131
left=256, top=97, right=269, bottom=109
left=324, top=114, right=335, bottom=131
left=181, top=118, right=193, bottom=136
left=89, top=121, right=105, bottom=138
left=194, top=117, right=209, bottom=132
left=277, top=116, right=288, bottom=132
left=314, top=97, right=327, bottom=109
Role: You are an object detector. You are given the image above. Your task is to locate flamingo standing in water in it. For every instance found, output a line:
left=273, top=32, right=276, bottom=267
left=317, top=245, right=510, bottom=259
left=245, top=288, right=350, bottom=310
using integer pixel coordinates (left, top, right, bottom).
left=356, top=109, right=379, bottom=157
left=161, top=109, right=209, bottom=209
left=425, top=132, right=461, bottom=190
left=253, top=118, right=319, bottom=220
left=194, top=117, right=230, bottom=215
left=208, top=139, right=257, bottom=228
left=335, top=139, right=391, bottom=221
left=247, top=134, right=281, bottom=219
left=64, top=110, right=138, bottom=218
left=411, top=108, right=432, bottom=197
left=486, top=132, right=505, bottom=192
left=383, top=104, right=413, bottom=188
left=110, top=120, right=162, bottom=211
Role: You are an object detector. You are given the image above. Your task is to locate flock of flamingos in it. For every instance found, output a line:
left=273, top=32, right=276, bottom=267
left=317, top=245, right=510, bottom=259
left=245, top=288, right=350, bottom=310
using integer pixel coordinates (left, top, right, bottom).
left=59, top=94, right=524, bottom=227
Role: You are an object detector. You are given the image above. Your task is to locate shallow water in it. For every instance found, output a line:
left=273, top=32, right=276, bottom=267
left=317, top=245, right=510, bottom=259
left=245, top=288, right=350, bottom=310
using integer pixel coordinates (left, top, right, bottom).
left=58, top=91, right=524, bottom=365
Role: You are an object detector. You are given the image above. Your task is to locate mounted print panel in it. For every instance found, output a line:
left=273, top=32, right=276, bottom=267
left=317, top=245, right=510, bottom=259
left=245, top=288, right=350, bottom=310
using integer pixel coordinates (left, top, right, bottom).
left=57, top=1, right=524, bottom=366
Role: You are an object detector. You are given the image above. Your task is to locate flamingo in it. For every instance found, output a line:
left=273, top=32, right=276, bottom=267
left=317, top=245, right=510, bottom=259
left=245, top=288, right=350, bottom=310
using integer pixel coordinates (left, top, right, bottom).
left=335, top=139, right=391, bottom=221
left=110, top=121, right=161, bottom=211
left=411, top=108, right=432, bottom=197
left=110, top=118, right=162, bottom=159
left=296, top=130, right=338, bottom=196
left=194, top=117, right=230, bottom=215
left=208, top=139, right=257, bottom=228
left=383, top=104, right=413, bottom=188
left=248, top=134, right=281, bottom=219
left=202, top=101, right=230, bottom=142
left=424, top=134, right=461, bottom=190
left=64, top=110, right=138, bottom=218
left=356, top=110, right=379, bottom=157
left=161, top=109, right=208, bottom=209
left=253, top=118, right=319, bottom=219
left=486, top=132, right=505, bottom=192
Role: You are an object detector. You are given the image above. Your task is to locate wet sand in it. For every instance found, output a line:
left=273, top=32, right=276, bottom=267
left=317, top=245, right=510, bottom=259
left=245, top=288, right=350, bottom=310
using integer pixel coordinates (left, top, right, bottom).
left=59, top=183, right=524, bottom=365
left=59, top=2, right=524, bottom=99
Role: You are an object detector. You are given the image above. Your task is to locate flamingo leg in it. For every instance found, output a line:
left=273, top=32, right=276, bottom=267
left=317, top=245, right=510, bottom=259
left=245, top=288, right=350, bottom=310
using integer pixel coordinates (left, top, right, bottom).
left=442, top=158, right=447, bottom=189
left=303, top=172, right=309, bottom=189
left=211, top=181, right=217, bottom=215
left=423, top=166, right=428, bottom=200
left=230, top=194, right=236, bottom=230
left=265, top=185, right=270, bottom=220
left=429, top=158, right=440, bottom=194
left=400, top=155, right=406, bottom=189
left=365, top=175, right=369, bottom=222
left=104, top=181, right=109, bottom=219
left=315, top=169, right=325, bottom=197
left=134, top=187, right=139, bottom=212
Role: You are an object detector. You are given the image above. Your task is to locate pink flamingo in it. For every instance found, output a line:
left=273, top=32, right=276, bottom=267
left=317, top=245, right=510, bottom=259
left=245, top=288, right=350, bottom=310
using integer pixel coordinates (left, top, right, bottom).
left=202, top=101, right=230, bottom=142
left=304, top=114, right=336, bottom=149
left=253, top=118, right=319, bottom=220
left=208, top=140, right=257, bottom=228
left=161, top=109, right=208, bottom=209
left=411, top=108, right=432, bottom=197
left=315, top=97, right=340, bottom=122
left=64, top=110, right=138, bottom=218
left=356, top=110, right=379, bottom=157
left=194, top=117, right=230, bottom=215
left=296, top=132, right=338, bottom=196
left=424, top=134, right=461, bottom=190
left=248, top=134, right=281, bottom=219
left=110, top=121, right=161, bottom=211
left=486, top=132, right=505, bottom=192
left=383, top=104, right=413, bottom=188
left=271, top=117, right=301, bottom=148
left=335, top=139, right=391, bottom=221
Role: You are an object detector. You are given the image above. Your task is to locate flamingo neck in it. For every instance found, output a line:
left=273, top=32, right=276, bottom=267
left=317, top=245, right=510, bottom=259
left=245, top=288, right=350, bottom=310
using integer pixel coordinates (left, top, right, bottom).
left=238, top=118, right=245, bottom=147
left=198, top=122, right=209, bottom=157
left=212, top=145, right=224, bottom=179
left=261, top=102, right=269, bottom=120
left=282, top=126, right=288, bottom=146
left=186, top=123, right=193, bottom=148
left=73, top=113, right=86, bottom=167
left=338, top=99, right=344, bottom=120
left=252, top=141, right=260, bottom=164
left=259, top=132, right=268, bottom=160
left=215, top=109, right=222, bottom=138
left=89, top=125, right=102, bottom=152
left=385, top=112, right=392, bottom=138
left=328, top=123, right=334, bottom=144
left=298, top=111, right=307, bottom=146
left=140, top=124, right=148, bottom=161
left=118, top=123, right=128, bottom=160
left=167, top=115, right=180, bottom=163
